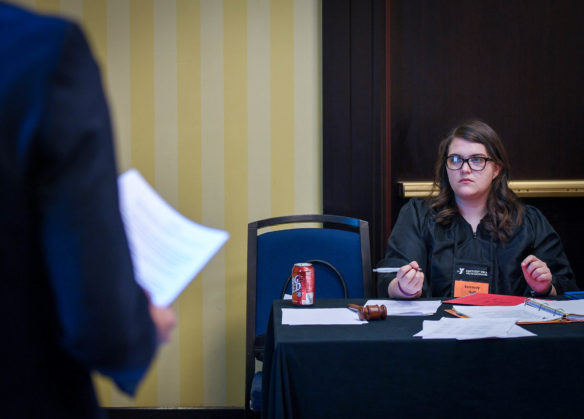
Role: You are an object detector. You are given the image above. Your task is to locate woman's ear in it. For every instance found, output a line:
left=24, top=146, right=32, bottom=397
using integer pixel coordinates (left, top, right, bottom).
left=492, top=164, right=501, bottom=180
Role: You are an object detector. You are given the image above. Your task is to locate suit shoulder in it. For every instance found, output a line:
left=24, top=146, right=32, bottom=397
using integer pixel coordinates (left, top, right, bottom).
left=0, top=3, right=75, bottom=54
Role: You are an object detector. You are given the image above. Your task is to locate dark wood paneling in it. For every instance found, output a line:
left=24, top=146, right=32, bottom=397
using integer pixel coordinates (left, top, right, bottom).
left=389, top=0, right=584, bottom=182
left=322, top=0, right=387, bottom=270
left=323, top=0, right=351, bottom=217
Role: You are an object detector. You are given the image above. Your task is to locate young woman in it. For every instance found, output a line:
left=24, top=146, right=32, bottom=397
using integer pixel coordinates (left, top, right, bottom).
left=377, top=120, right=578, bottom=298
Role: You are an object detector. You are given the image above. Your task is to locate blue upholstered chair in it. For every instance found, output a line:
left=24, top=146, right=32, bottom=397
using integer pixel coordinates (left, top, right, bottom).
left=245, top=214, right=374, bottom=416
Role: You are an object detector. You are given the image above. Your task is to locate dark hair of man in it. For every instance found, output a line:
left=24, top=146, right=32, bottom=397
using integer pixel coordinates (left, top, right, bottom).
left=428, top=119, right=524, bottom=242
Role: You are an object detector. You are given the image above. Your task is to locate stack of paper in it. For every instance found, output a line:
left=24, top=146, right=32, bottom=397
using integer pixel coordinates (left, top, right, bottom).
left=281, top=308, right=367, bottom=325
left=451, top=299, right=584, bottom=323
left=451, top=304, right=561, bottom=323
left=366, top=300, right=442, bottom=316
left=118, top=169, right=229, bottom=307
left=414, top=318, right=535, bottom=340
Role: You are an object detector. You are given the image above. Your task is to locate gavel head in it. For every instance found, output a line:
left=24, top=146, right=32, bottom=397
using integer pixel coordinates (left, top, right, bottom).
left=362, top=304, right=387, bottom=321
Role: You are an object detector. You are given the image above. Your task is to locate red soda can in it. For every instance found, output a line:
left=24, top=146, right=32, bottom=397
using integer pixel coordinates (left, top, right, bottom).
left=291, top=263, right=315, bottom=305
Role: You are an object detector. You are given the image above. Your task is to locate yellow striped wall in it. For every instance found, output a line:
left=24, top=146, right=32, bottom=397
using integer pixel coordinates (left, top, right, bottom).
left=14, top=0, right=322, bottom=408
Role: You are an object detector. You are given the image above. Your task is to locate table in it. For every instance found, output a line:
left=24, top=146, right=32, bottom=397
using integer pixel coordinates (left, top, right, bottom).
left=262, top=299, right=584, bottom=418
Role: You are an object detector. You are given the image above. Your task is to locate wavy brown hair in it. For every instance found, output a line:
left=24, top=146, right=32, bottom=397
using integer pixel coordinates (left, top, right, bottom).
left=429, top=120, right=523, bottom=242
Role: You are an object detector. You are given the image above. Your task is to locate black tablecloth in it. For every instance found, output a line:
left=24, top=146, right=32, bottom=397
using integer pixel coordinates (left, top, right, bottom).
left=262, top=299, right=584, bottom=419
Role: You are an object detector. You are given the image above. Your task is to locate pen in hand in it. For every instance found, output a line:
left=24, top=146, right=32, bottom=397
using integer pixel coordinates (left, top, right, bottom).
left=373, top=267, right=423, bottom=273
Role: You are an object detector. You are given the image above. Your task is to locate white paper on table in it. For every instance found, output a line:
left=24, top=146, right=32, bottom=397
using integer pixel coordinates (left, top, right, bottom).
left=118, top=169, right=229, bottom=307
left=452, top=304, right=561, bottom=322
left=281, top=308, right=368, bottom=325
left=366, top=299, right=442, bottom=316
left=413, top=317, right=536, bottom=340
left=455, top=323, right=535, bottom=340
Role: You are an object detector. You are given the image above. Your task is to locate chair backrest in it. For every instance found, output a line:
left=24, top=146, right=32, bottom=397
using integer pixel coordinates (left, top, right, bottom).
left=245, top=214, right=373, bottom=412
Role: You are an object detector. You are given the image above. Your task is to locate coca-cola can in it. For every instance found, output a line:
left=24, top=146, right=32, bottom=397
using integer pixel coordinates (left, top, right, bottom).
left=291, top=263, right=315, bottom=305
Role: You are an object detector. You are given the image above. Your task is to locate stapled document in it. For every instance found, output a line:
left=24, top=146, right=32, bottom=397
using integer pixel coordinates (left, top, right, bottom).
left=118, top=169, right=229, bottom=307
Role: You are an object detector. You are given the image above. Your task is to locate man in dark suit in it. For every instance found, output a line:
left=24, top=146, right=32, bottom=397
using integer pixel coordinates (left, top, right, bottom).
left=0, top=3, right=176, bottom=417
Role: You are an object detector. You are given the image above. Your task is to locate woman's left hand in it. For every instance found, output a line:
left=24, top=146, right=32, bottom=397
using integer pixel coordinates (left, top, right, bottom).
left=521, top=254, right=553, bottom=295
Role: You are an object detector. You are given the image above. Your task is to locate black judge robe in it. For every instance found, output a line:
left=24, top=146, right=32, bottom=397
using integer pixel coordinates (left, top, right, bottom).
left=377, top=198, right=578, bottom=298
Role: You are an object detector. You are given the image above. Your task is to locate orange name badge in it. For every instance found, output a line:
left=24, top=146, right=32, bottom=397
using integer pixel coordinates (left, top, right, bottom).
left=454, top=280, right=489, bottom=298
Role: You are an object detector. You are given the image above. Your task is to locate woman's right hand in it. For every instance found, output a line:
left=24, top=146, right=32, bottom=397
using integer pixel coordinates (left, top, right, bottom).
left=389, top=262, right=424, bottom=299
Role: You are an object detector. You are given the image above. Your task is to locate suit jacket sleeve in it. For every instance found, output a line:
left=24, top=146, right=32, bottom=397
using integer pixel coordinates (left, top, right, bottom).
left=34, top=22, right=157, bottom=395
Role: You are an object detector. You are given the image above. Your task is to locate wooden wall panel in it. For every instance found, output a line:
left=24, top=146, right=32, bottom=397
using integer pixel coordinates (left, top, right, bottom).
left=322, top=0, right=387, bottom=268
left=390, top=0, right=584, bottom=181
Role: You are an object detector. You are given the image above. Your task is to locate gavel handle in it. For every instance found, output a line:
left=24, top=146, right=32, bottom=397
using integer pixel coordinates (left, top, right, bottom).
left=347, top=304, right=363, bottom=311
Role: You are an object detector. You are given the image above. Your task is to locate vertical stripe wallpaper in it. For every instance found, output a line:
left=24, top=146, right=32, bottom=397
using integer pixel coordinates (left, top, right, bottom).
left=13, top=0, right=322, bottom=408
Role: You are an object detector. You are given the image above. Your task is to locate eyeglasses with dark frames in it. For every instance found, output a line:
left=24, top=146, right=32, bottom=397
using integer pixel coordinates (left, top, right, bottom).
left=445, top=155, right=492, bottom=171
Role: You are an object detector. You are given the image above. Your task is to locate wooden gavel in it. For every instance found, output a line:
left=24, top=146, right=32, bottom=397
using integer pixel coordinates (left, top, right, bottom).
left=348, top=304, right=387, bottom=321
